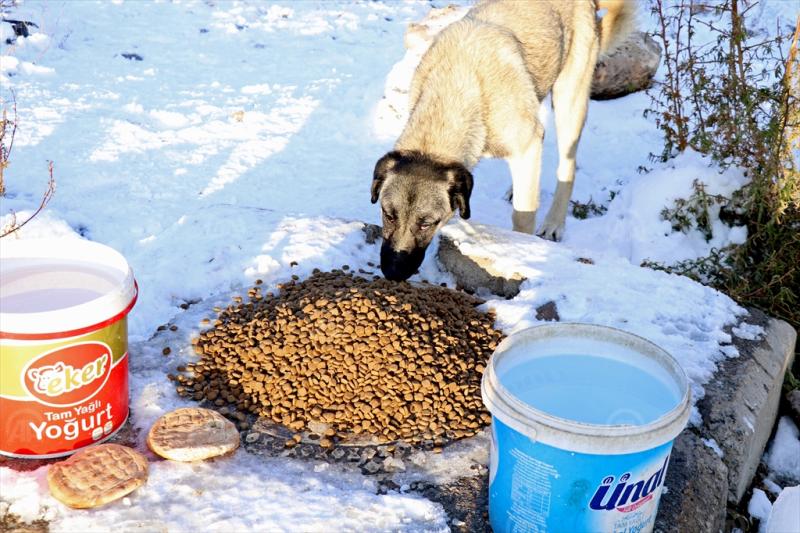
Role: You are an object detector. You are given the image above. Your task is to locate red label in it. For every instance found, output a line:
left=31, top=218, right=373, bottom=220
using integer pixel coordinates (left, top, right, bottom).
left=617, top=493, right=654, bottom=513
left=22, top=342, right=113, bottom=407
left=0, top=355, right=128, bottom=457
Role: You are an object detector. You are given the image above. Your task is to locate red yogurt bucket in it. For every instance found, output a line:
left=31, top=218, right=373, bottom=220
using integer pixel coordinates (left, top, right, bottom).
left=0, top=239, right=137, bottom=458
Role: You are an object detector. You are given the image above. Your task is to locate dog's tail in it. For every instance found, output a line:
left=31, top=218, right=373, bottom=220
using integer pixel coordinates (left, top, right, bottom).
left=596, top=0, right=637, bottom=55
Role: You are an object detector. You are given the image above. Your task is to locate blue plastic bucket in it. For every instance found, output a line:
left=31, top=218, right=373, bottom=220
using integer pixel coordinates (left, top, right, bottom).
left=482, top=323, right=690, bottom=533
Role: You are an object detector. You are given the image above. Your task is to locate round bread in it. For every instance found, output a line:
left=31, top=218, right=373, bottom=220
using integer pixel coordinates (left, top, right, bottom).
left=147, top=407, right=239, bottom=461
left=47, top=444, right=148, bottom=509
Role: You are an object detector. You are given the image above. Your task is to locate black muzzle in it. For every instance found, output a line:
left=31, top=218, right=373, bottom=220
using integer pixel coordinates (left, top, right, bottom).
left=380, top=242, right=426, bottom=281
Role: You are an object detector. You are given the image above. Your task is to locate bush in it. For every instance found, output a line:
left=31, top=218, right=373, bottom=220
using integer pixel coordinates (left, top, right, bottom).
left=645, top=0, right=799, bottom=335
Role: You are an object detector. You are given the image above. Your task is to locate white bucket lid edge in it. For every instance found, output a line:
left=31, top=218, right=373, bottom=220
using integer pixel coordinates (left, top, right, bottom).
left=0, top=238, right=137, bottom=337
left=482, top=323, right=691, bottom=455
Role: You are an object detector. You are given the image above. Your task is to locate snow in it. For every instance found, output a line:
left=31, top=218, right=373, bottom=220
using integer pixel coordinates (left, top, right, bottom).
left=563, top=150, right=749, bottom=265
left=1, top=452, right=447, bottom=532
left=0, top=0, right=779, bottom=529
left=760, top=417, right=800, bottom=530
left=766, top=486, right=800, bottom=533
left=703, top=438, right=724, bottom=458
left=732, top=322, right=765, bottom=341
left=749, top=488, right=773, bottom=533
left=766, top=417, right=800, bottom=486
left=441, top=220, right=743, bottom=427
left=764, top=477, right=784, bottom=497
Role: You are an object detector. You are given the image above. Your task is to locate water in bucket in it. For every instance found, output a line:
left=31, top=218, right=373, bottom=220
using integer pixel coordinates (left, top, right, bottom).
left=501, top=354, right=679, bottom=426
left=482, top=324, right=690, bottom=533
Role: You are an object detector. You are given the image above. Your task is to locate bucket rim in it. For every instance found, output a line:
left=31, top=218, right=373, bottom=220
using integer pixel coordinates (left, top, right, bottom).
left=0, top=238, right=137, bottom=338
left=482, top=323, right=691, bottom=454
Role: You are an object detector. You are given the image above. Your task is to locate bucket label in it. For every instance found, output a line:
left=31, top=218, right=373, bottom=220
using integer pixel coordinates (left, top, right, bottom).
left=489, top=416, right=674, bottom=533
left=589, top=456, right=669, bottom=514
left=0, top=321, right=129, bottom=458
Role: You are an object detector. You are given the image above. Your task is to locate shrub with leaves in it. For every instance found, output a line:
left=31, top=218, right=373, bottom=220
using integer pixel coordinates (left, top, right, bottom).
left=645, top=0, right=799, bottom=334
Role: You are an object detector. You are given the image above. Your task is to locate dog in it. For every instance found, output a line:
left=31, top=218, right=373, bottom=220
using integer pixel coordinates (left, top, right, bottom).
left=371, top=0, right=636, bottom=281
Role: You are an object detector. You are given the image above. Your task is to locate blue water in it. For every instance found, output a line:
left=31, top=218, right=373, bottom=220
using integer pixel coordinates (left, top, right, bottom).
left=500, top=354, right=680, bottom=426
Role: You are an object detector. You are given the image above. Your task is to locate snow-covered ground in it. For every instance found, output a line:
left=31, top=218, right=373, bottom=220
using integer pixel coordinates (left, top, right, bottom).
left=0, top=0, right=796, bottom=530
left=748, top=416, right=800, bottom=533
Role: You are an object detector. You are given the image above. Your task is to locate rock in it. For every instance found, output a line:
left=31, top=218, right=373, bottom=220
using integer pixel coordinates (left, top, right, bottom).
left=591, top=31, right=661, bottom=100
left=437, top=233, right=524, bottom=298
left=535, top=301, right=560, bottom=322
left=346, top=449, right=361, bottom=462
left=417, top=474, right=490, bottom=533
left=382, top=456, right=406, bottom=473
left=653, top=431, right=728, bottom=533
left=121, top=52, right=144, bottom=61
left=2, top=18, right=38, bottom=39
left=698, top=310, right=797, bottom=503
left=362, top=223, right=382, bottom=245
left=298, top=445, right=314, bottom=458
left=786, top=389, right=800, bottom=426
left=331, top=448, right=346, bottom=460
left=362, top=460, right=381, bottom=474
left=361, top=447, right=377, bottom=461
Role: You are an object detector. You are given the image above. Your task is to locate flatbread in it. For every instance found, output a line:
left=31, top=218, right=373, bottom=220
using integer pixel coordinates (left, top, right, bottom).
left=147, top=407, right=239, bottom=462
left=47, top=444, right=148, bottom=509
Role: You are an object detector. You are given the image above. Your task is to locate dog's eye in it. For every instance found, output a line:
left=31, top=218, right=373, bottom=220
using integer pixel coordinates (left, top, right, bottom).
left=382, top=210, right=396, bottom=222
left=418, top=220, right=437, bottom=231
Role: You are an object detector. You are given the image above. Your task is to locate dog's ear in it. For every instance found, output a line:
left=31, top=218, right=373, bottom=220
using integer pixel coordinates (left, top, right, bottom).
left=445, top=163, right=473, bottom=219
left=371, top=152, right=401, bottom=204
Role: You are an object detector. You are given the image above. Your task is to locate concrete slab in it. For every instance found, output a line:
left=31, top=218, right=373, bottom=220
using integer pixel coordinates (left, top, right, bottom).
left=437, top=235, right=523, bottom=298
left=653, top=430, right=728, bottom=533
left=698, top=310, right=797, bottom=503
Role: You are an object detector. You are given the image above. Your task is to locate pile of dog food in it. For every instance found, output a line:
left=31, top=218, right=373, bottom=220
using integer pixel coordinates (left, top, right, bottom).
left=174, top=269, right=503, bottom=447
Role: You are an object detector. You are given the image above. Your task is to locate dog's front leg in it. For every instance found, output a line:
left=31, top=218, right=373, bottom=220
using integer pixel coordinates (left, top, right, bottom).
left=508, top=129, right=544, bottom=234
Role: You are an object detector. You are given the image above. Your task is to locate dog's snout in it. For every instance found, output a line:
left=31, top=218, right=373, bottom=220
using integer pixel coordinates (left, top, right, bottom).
left=380, top=242, right=426, bottom=282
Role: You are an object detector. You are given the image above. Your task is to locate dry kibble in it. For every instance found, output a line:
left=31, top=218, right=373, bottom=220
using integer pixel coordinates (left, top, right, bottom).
left=176, top=270, right=501, bottom=447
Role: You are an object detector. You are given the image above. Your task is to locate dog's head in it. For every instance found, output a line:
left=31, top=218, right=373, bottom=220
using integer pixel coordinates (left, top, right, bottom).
left=371, top=150, right=473, bottom=281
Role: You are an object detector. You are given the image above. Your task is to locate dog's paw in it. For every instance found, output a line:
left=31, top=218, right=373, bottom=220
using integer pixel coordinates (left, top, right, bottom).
left=536, top=220, right=565, bottom=241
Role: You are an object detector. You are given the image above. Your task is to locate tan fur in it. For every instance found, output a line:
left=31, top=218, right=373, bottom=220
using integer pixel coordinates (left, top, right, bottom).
left=387, top=0, right=636, bottom=241
left=597, top=0, right=638, bottom=55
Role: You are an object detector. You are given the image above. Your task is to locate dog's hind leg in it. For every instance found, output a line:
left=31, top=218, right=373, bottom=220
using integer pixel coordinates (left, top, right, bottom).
left=538, top=33, right=600, bottom=241
left=508, top=124, right=545, bottom=234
